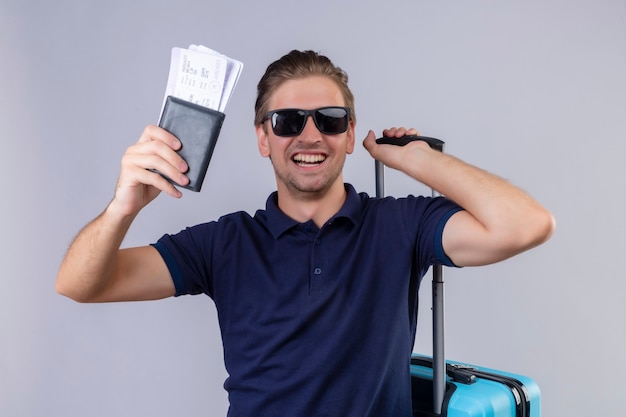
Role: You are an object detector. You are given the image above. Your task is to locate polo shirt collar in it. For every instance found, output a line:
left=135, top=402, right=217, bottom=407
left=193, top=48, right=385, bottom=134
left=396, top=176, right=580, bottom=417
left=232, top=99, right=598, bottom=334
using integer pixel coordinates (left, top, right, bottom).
left=265, top=183, right=363, bottom=238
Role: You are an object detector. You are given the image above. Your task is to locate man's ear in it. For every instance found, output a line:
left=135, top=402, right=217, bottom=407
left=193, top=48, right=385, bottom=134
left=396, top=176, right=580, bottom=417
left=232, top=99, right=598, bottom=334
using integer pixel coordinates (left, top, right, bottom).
left=346, top=120, right=356, bottom=155
left=256, top=124, right=271, bottom=158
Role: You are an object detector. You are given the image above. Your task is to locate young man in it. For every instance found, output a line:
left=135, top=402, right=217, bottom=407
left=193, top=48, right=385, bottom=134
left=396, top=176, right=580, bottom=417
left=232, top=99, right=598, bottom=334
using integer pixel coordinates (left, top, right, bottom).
left=57, top=50, right=555, bottom=416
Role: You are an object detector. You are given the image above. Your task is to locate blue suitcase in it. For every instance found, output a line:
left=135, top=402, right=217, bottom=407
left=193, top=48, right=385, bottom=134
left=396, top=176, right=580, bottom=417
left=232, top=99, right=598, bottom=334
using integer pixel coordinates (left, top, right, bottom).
left=410, top=355, right=541, bottom=417
left=374, top=136, right=541, bottom=417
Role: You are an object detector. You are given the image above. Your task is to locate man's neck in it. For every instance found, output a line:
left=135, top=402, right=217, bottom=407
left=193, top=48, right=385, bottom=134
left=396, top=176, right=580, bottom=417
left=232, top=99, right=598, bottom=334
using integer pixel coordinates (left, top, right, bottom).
left=276, top=181, right=347, bottom=228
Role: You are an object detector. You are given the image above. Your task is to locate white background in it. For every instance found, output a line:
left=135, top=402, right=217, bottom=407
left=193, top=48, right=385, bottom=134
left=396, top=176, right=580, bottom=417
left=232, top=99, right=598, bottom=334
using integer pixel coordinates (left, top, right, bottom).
left=2, top=1, right=625, bottom=416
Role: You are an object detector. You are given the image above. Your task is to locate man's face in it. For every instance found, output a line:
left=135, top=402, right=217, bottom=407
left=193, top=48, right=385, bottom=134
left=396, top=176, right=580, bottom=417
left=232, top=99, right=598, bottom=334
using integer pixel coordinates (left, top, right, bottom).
left=256, top=75, right=355, bottom=200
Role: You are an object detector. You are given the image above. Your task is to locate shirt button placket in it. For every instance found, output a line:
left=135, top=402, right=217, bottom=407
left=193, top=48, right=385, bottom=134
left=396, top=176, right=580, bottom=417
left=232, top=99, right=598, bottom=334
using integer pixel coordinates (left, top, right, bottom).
left=311, top=231, right=324, bottom=291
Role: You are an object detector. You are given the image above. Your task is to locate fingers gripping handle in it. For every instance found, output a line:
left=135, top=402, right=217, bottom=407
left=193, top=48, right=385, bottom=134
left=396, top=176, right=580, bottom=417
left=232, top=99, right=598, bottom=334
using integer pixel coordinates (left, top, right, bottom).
left=374, top=135, right=445, bottom=198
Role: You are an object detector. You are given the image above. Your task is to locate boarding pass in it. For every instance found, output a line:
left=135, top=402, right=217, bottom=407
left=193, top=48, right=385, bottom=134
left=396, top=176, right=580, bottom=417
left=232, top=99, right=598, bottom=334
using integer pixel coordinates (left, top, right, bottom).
left=163, top=44, right=243, bottom=113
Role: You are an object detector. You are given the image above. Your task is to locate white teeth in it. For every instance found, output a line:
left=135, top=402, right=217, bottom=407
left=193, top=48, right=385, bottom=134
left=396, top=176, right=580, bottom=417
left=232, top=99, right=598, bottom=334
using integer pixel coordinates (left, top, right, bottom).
left=293, top=154, right=326, bottom=164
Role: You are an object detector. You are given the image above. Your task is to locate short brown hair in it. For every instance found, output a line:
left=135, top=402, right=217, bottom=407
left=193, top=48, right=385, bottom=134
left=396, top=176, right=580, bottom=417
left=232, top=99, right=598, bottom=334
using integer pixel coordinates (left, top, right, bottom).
left=254, top=50, right=356, bottom=126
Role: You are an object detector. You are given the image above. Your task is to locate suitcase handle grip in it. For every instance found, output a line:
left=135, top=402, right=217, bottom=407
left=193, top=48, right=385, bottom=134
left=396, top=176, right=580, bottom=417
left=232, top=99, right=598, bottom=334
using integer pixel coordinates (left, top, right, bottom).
left=375, top=135, right=445, bottom=152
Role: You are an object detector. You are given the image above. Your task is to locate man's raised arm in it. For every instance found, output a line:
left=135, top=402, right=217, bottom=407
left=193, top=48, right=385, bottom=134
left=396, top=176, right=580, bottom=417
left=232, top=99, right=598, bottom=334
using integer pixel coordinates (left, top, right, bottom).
left=363, top=128, right=555, bottom=267
left=56, top=126, right=190, bottom=302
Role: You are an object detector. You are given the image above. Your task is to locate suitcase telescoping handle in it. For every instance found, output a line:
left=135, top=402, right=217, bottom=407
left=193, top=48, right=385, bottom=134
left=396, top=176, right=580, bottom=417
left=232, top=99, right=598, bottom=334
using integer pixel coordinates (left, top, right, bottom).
left=374, top=135, right=447, bottom=415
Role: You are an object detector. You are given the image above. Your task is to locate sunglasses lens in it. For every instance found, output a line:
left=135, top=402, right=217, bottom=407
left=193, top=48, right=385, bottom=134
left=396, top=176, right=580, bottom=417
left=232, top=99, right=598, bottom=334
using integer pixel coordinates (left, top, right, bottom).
left=315, top=107, right=349, bottom=134
left=271, top=110, right=306, bottom=136
left=268, top=107, right=349, bottom=136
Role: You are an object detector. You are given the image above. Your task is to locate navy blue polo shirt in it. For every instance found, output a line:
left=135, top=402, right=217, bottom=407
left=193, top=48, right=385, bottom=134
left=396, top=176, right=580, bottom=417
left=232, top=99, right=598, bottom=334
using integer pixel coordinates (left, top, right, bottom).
left=153, top=184, right=462, bottom=417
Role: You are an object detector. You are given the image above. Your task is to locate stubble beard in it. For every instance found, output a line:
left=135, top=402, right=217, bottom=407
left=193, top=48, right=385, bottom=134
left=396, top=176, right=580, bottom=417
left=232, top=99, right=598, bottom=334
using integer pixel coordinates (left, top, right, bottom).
left=272, top=153, right=345, bottom=202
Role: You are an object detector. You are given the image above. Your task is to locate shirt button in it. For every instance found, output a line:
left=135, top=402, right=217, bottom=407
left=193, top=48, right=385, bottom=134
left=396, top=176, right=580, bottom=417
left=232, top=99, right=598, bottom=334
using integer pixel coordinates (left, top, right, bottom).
left=313, top=267, right=322, bottom=275
left=315, top=239, right=321, bottom=245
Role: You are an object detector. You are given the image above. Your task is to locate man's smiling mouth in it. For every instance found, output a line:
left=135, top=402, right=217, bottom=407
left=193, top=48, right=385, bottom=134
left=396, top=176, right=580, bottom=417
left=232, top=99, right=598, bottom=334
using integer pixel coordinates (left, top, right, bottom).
left=292, top=153, right=326, bottom=167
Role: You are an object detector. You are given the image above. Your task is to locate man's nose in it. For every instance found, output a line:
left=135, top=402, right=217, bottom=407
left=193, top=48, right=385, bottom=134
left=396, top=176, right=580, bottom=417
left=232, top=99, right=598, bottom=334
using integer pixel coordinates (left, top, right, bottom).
left=298, top=115, right=321, bottom=140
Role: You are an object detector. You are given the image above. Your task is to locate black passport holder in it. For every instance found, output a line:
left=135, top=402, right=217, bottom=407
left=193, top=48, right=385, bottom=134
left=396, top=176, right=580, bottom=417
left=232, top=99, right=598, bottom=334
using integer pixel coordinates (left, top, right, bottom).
left=157, top=95, right=226, bottom=192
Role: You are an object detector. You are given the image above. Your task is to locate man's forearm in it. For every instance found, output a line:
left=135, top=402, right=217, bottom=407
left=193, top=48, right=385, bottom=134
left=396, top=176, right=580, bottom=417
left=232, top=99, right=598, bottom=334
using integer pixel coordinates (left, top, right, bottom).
left=409, top=148, right=540, bottom=223
left=56, top=205, right=136, bottom=302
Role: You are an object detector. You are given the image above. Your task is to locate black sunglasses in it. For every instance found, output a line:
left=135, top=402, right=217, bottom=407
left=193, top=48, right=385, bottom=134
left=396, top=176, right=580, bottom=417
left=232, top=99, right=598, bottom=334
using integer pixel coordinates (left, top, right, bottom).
left=263, top=106, right=351, bottom=137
